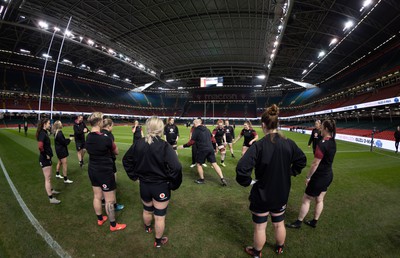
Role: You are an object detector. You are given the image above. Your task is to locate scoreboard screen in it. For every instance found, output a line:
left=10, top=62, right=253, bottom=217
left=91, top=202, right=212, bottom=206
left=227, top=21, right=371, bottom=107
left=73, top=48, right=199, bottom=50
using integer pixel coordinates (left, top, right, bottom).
left=200, top=77, right=223, bottom=88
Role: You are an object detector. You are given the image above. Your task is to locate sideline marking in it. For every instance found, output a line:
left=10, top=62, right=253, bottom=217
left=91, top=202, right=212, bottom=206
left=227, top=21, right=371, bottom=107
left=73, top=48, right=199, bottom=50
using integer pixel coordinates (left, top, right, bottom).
left=0, top=158, right=71, bottom=258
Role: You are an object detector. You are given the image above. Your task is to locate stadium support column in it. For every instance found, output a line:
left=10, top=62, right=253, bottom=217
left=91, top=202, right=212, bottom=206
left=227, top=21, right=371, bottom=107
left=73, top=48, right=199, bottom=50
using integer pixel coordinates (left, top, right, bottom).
left=38, top=29, right=57, bottom=121
left=204, top=102, right=206, bottom=124
left=212, top=101, right=214, bottom=124
left=50, top=16, right=72, bottom=121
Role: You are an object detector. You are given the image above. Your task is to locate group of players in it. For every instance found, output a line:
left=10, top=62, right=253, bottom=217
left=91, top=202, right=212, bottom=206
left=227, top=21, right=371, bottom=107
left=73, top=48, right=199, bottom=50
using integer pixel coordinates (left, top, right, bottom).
left=35, top=107, right=337, bottom=256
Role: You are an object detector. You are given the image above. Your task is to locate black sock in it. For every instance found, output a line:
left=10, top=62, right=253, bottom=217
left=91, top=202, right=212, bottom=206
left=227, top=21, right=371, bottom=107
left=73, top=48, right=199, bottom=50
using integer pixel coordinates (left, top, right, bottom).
left=64, top=176, right=68, bottom=181
left=97, top=215, right=103, bottom=221
left=295, top=219, right=302, bottom=225
left=56, top=171, right=60, bottom=175
left=311, top=219, right=318, bottom=226
left=48, top=195, right=53, bottom=199
left=252, top=248, right=261, bottom=256
left=221, top=160, right=224, bottom=163
left=110, top=221, right=116, bottom=227
left=155, top=238, right=162, bottom=244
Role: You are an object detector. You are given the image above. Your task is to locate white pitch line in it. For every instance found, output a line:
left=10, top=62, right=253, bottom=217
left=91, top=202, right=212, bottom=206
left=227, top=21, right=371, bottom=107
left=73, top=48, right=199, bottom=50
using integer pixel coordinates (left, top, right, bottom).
left=0, top=158, right=71, bottom=258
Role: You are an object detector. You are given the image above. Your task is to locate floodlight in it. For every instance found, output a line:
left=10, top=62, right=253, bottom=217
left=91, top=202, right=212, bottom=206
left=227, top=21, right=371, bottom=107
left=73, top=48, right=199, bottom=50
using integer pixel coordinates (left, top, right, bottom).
left=166, top=79, right=174, bottom=82
left=329, top=38, right=338, bottom=46
left=257, top=74, right=266, bottom=79
left=343, top=20, right=354, bottom=31
left=38, top=21, right=49, bottom=29
left=20, top=49, right=30, bottom=54
left=302, top=69, right=307, bottom=74
left=54, top=27, right=60, bottom=32
left=309, top=62, right=314, bottom=67
left=42, top=53, right=52, bottom=59
left=318, top=51, right=325, bottom=58
left=87, top=39, right=94, bottom=46
left=360, top=0, right=373, bottom=11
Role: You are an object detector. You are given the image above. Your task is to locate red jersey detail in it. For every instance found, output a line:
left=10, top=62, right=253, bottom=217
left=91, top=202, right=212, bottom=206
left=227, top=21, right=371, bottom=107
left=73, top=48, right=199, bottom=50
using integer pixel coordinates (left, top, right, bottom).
left=38, top=141, right=44, bottom=152
left=314, top=145, right=324, bottom=159
left=112, top=142, right=117, bottom=151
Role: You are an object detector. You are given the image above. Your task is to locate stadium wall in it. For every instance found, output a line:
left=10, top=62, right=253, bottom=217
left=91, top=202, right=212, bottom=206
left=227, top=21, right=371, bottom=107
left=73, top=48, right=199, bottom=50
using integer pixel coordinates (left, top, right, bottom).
left=281, top=128, right=396, bottom=152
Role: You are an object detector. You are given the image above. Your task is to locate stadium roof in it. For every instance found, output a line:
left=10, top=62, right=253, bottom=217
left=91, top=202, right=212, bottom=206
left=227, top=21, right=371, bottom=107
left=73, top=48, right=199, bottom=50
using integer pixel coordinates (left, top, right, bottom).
left=0, top=0, right=399, bottom=91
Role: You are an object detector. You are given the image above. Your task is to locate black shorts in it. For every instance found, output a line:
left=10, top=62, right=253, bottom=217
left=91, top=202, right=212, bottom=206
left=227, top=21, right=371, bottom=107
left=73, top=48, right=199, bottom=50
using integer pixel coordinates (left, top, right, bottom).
left=56, top=148, right=69, bottom=160
left=226, top=136, right=233, bottom=144
left=243, top=141, right=253, bottom=148
left=75, top=141, right=85, bottom=151
left=196, top=149, right=216, bottom=164
left=140, top=181, right=170, bottom=202
left=305, top=175, right=333, bottom=197
left=88, top=171, right=116, bottom=192
left=249, top=202, right=287, bottom=214
left=39, top=156, right=52, bottom=168
left=167, top=140, right=177, bottom=145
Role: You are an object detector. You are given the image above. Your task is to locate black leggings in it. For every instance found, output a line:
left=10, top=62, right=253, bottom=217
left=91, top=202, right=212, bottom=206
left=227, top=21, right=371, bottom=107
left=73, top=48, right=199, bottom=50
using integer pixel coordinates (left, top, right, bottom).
left=395, top=141, right=399, bottom=151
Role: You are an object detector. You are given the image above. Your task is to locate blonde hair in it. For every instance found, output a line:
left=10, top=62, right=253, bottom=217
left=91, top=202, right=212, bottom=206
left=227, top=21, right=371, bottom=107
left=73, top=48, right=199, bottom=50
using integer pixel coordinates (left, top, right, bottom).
left=88, top=112, right=103, bottom=127
left=145, top=117, right=164, bottom=144
left=53, top=120, right=62, bottom=136
left=103, top=118, right=113, bottom=128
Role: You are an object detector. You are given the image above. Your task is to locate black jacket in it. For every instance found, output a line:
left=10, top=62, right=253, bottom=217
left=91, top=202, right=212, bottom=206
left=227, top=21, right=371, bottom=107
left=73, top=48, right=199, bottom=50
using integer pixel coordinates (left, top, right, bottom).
left=236, top=134, right=307, bottom=209
left=394, top=130, right=400, bottom=142
left=183, top=125, right=214, bottom=152
left=308, top=128, right=322, bottom=150
left=123, top=137, right=182, bottom=190
left=73, top=121, right=88, bottom=142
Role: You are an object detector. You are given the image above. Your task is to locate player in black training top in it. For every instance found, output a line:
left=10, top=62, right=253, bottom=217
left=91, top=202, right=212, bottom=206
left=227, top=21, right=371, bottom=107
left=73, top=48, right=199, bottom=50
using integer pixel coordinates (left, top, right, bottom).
left=36, top=118, right=61, bottom=204
left=212, top=119, right=227, bottom=167
left=179, top=118, right=227, bottom=186
left=73, top=115, right=89, bottom=168
left=224, top=120, right=235, bottom=158
left=123, top=117, right=182, bottom=248
left=164, top=117, right=179, bottom=155
left=287, top=119, right=337, bottom=229
left=308, top=120, right=322, bottom=154
left=101, top=118, right=124, bottom=211
left=236, top=105, right=307, bottom=257
left=394, top=126, right=400, bottom=153
left=233, top=121, right=258, bottom=156
left=132, top=120, right=144, bottom=143
left=86, top=112, right=126, bottom=232
left=53, top=120, right=73, bottom=184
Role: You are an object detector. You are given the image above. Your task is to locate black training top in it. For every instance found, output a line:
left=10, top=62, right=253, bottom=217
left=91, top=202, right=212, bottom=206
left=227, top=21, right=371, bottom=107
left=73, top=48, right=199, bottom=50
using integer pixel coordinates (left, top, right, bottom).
left=37, top=129, right=53, bottom=157
left=212, top=127, right=226, bottom=144
left=54, top=131, right=70, bottom=152
left=236, top=134, right=307, bottom=209
left=86, top=132, right=116, bottom=173
left=308, top=128, right=322, bottom=150
left=313, top=137, right=336, bottom=178
left=132, top=125, right=142, bottom=140
left=224, top=125, right=235, bottom=139
left=394, top=130, right=400, bottom=141
left=123, top=137, right=182, bottom=190
left=73, top=120, right=88, bottom=142
left=164, top=124, right=179, bottom=142
left=184, top=125, right=214, bottom=152
left=101, top=129, right=116, bottom=160
left=240, top=128, right=257, bottom=145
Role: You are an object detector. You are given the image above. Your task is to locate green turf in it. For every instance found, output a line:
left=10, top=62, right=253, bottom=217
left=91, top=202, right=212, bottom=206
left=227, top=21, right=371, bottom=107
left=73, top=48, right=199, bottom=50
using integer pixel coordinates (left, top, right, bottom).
left=0, top=125, right=399, bottom=257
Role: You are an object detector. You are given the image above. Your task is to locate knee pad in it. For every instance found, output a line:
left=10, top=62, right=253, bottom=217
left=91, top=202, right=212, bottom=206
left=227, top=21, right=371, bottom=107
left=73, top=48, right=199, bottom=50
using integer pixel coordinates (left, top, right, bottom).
left=271, top=214, right=285, bottom=223
left=252, top=213, right=268, bottom=224
left=143, top=204, right=154, bottom=212
left=154, top=207, right=168, bottom=216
